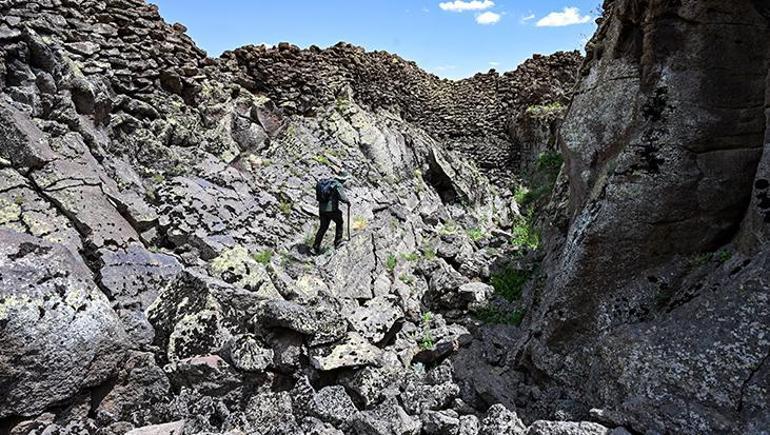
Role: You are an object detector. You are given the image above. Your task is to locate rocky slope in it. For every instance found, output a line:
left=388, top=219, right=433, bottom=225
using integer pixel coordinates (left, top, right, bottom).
left=0, top=1, right=593, bottom=435
left=451, top=1, right=770, bottom=434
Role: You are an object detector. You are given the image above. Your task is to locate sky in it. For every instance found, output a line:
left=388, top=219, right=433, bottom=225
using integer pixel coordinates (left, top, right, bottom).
left=151, top=0, right=600, bottom=80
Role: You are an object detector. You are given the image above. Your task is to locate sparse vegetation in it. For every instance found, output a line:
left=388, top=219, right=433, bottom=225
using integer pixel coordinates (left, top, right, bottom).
left=151, top=173, right=165, bottom=184
left=421, top=245, right=437, bottom=261
left=253, top=249, right=273, bottom=265
left=535, top=151, right=564, bottom=172
left=475, top=306, right=525, bottom=326
left=278, top=199, right=293, bottom=216
left=386, top=254, right=398, bottom=272
left=440, top=220, right=459, bottom=235
left=352, top=216, right=368, bottom=231
left=401, top=252, right=420, bottom=262
left=525, top=101, right=565, bottom=118
left=419, top=312, right=435, bottom=350
left=717, top=249, right=732, bottom=263
left=13, top=195, right=24, bottom=206
left=467, top=227, right=486, bottom=241
left=313, top=154, right=331, bottom=166
left=399, top=273, right=415, bottom=285
left=490, top=265, right=532, bottom=302
left=690, top=252, right=712, bottom=267
left=511, top=216, right=540, bottom=250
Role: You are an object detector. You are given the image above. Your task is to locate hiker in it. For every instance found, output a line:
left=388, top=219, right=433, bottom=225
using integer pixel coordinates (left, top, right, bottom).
left=312, top=171, right=351, bottom=254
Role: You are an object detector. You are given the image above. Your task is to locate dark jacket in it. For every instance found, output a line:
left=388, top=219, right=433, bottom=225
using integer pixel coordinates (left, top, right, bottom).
left=319, top=180, right=349, bottom=212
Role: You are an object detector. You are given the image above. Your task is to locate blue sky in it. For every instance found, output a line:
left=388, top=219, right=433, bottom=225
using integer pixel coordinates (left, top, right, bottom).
left=151, top=0, right=600, bottom=79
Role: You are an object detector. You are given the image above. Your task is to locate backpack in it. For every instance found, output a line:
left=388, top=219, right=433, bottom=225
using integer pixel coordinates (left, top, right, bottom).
left=315, top=178, right=336, bottom=202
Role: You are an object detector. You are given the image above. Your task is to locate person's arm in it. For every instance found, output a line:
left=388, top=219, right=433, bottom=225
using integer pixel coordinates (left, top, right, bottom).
left=336, top=183, right=350, bottom=204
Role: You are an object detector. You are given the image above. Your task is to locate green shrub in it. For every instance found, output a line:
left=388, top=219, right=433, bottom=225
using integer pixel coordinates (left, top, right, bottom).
left=401, top=252, right=420, bottom=262
left=535, top=151, right=564, bottom=172
left=313, top=154, right=330, bottom=166
left=475, top=306, right=525, bottom=326
left=419, top=312, right=435, bottom=350
left=467, top=228, right=486, bottom=241
left=278, top=199, right=293, bottom=216
left=386, top=254, right=398, bottom=272
left=525, top=101, right=565, bottom=118
left=511, top=219, right=540, bottom=250
left=717, top=250, right=732, bottom=263
left=439, top=221, right=459, bottom=235
left=422, top=245, right=437, bottom=261
left=399, top=273, right=415, bottom=285
left=13, top=195, right=24, bottom=206
left=253, top=249, right=273, bottom=265
left=490, top=266, right=532, bottom=302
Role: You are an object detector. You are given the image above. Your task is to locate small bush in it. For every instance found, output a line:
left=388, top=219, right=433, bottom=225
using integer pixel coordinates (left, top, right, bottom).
left=467, top=228, right=486, bottom=241
left=440, top=221, right=459, bottom=235
left=535, top=151, right=564, bottom=172
left=151, top=173, right=165, bottom=184
left=399, top=273, right=415, bottom=285
left=352, top=216, right=368, bottom=231
left=313, top=154, right=330, bottom=166
left=475, top=306, right=525, bottom=326
left=386, top=254, right=398, bottom=272
left=717, top=250, right=732, bottom=263
left=490, top=266, right=532, bottom=302
left=278, top=199, right=293, bottom=216
left=253, top=249, right=273, bottom=265
left=13, top=195, right=24, bottom=206
left=419, top=312, right=435, bottom=350
left=402, top=252, right=420, bottom=262
left=690, top=252, right=712, bottom=267
left=525, top=101, right=565, bottom=118
left=421, top=245, right=437, bottom=261
left=511, top=219, right=540, bottom=250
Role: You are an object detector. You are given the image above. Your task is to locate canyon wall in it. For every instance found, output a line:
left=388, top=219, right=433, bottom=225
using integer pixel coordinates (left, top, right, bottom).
left=516, top=0, right=770, bottom=433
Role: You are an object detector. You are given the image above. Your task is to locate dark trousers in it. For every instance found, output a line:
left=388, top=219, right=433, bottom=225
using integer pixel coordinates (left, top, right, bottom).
left=313, top=210, right=343, bottom=249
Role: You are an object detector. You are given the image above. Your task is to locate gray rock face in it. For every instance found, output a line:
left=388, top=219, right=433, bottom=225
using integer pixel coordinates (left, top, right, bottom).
left=0, top=230, right=128, bottom=418
left=511, top=0, right=770, bottom=433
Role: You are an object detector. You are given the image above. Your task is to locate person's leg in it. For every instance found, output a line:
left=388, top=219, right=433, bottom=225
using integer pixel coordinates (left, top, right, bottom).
left=332, top=210, right=344, bottom=247
left=313, top=213, right=331, bottom=251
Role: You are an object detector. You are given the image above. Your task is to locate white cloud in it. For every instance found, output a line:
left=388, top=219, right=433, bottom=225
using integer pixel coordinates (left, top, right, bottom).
left=489, top=61, right=500, bottom=67
left=439, top=0, right=494, bottom=12
left=536, top=7, right=593, bottom=27
left=476, top=11, right=501, bottom=24
left=520, top=13, right=535, bottom=23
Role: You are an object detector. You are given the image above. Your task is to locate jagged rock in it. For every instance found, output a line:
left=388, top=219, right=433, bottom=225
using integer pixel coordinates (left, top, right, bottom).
left=100, top=244, right=183, bottom=346
left=339, top=366, right=402, bottom=408
left=96, top=351, right=172, bottom=427
left=253, top=298, right=347, bottom=346
left=0, top=230, right=128, bottom=418
left=307, top=386, right=358, bottom=428
left=458, top=415, right=480, bottom=435
left=479, top=404, right=526, bottom=435
left=165, top=355, right=242, bottom=395
left=148, top=270, right=265, bottom=362
left=348, top=295, right=404, bottom=342
left=421, top=409, right=460, bottom=435
left=526, top=421, right=610, bottom=435
left=310, top=332, right=383, bottom=371
left=125, top=420, right=185, bottom=435
left=227, top=333, right=274, bottom=372
left=0, top=100, right=55, bottom=168
left=401, top=376, right=460, bottom=415
left=351, top=398, right=421, bottom=435
left=457, top=282, right=494, bottom=311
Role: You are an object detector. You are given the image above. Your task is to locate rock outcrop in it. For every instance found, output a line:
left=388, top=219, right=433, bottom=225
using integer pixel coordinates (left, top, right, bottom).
left=490, top=0, right=770, bottom=433
left=0, top=0, right=591, bottom=434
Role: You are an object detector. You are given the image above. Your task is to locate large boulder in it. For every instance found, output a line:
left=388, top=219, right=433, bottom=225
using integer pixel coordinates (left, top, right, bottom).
left=0, top=230, right=128, bottom=417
